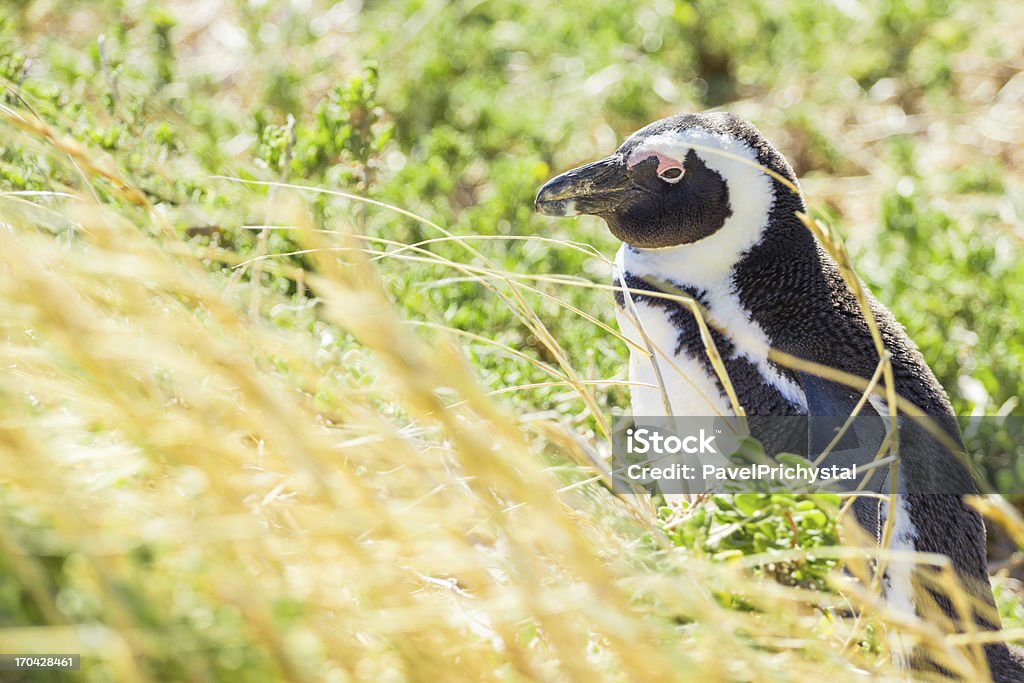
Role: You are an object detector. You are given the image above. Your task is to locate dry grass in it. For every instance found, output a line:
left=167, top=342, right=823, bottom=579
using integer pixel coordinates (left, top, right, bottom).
left=1, top=97, right=1022, bottom=683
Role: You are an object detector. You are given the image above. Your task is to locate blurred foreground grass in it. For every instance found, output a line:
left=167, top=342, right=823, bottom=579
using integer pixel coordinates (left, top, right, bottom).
left=1, top=1, right=1023, bottom=681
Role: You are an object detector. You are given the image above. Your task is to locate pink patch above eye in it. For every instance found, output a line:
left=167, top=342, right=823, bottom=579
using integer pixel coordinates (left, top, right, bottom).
left=627, top=151, right=683, bottom=176
left=656, top=159, right=684, bottom=178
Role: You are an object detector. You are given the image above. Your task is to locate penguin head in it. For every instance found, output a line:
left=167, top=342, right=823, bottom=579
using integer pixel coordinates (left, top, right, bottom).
left=535, top=112, right=802, bottom=251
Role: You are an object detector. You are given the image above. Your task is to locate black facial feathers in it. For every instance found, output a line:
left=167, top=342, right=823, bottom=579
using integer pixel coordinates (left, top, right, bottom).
left=603, top=149, right=734, bottom=248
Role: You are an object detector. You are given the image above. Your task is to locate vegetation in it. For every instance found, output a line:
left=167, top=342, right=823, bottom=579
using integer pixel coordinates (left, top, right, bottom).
left=0, top=1, right=1021, bottom=681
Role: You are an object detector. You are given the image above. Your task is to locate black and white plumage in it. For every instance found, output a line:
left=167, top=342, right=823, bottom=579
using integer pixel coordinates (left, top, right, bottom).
left=536, top=112, right=1024, bottom=681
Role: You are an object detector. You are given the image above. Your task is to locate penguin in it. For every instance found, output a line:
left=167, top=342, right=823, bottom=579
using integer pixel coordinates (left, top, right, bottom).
left=535, top=112, right=1024, bottom=682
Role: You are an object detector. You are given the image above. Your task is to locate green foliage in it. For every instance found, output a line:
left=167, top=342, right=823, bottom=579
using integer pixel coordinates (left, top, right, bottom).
left=664, top=493, right=841, bottom=591
left=858, top=189, right=1023, bottom=417
left=994, top=576, right=1024, bottom=631
left=0, top=0, right=1022, bottom=679
left=256, top=65, right=394, bottom=188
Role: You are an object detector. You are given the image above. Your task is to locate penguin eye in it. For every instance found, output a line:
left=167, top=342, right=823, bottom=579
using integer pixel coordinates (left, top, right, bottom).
left=658, top=166, right=684, bottom=183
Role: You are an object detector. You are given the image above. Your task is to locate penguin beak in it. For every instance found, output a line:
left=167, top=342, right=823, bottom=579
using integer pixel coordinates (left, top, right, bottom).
left=535, top=156, right=633, bottom=217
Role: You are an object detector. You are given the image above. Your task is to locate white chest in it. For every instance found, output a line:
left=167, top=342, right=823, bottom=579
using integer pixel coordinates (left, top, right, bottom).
left=613, top=244, right=807, bottom=418
left=614, top=299, right=732, bottom=417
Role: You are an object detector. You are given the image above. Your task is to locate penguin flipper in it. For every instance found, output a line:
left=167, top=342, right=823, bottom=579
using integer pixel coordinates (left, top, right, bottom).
left=797, top=371, right=891, bottom=493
